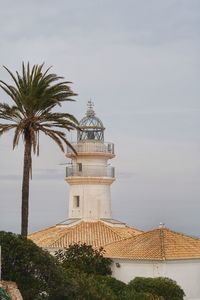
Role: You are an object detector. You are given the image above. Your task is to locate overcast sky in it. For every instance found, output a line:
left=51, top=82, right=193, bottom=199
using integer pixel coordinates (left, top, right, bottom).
left=0, top=0, right=200, bottom=237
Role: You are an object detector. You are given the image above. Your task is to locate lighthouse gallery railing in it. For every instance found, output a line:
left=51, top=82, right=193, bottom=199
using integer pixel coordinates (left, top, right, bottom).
left=66, top=142, right=114, bottom=155
left=66, top=165, right=115, bottom=178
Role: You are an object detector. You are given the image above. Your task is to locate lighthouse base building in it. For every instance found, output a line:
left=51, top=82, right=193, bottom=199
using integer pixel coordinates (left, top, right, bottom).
left=29, top=102, right=200, bottom=300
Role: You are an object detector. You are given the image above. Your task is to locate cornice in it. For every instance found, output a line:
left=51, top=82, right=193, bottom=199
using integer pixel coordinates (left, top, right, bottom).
left=65, top=176, right=115, bottom=185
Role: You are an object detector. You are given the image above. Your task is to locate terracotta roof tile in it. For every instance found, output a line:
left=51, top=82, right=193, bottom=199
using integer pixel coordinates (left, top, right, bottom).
left=104, top=227, right=200, bottom=260
left=29, top=220, right=142, bottom=249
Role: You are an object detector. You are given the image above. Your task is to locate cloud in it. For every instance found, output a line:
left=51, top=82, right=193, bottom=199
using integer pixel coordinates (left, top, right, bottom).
left=0, top=169, right=64, bottom=181
left=0, top=174, right=21, bottom=181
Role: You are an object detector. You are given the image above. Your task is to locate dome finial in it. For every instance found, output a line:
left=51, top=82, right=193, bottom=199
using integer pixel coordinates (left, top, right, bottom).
left=159, top=222, right=165, bottom=228
left=78, top=101, right=105, bottom=142
left=86, top=100, right=95, bottom=117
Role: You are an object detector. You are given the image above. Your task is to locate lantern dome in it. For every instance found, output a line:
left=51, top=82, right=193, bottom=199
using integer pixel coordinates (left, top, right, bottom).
left=78, top=101, right=105, bottom=142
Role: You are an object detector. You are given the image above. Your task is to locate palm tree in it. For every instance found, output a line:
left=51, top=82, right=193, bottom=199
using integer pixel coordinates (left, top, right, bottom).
left=0, top=63, right=79, bottom=236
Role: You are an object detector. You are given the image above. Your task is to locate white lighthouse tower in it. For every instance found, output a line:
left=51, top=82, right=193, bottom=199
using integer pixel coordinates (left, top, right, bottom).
left=65, top=101, right=115, bottom=221
left=29, top=101, right=142, bottom=250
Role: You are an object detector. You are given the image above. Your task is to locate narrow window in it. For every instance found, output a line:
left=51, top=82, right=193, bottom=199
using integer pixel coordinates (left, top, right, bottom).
left=78, top=163, right=82, bottom=172
left=73, top=195, right=80, bottom=208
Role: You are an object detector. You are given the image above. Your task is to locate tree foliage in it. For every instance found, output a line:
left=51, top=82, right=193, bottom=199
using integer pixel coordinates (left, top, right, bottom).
left=56, top=242, right=112, bottom=275
left=118, top=290, right=157, bottom=300
left=0, top=233, right=114, bottom=299
left=0, top=63, right=78, bottom=236
left=60, top=271, right=116, bottom=300
left=96, top=275, right=127, bottom=296
left=0, top=231, right=73, bottom=300
left=128, top=277, right=185, bottom=300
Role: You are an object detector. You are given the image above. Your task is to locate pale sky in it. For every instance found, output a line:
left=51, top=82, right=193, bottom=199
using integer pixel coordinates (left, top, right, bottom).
left=0, top=0, right=200, bottom=236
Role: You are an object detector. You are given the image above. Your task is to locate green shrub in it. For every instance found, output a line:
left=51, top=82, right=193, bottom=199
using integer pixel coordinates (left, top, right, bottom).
left=0, top=231, right=71, bottom=300
left=63, top=271, right=116, bottom=300
left=56, top=242, right=112, bottom=275
left=95, top=275, right=127, bottom=297
left=128, top=277, right=185, bottom=300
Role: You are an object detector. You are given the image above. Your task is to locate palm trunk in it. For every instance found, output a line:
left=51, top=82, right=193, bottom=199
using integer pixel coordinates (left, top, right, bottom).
left=21, top=132, right=32, bottom=236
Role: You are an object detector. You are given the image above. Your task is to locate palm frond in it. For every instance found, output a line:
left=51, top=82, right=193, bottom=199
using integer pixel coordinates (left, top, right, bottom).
left=13, top=125, right=23, bottom=149
left=2, top=66, right=21, bottom=90
left=0, top=103, right=23, bottom=123
left=39, top=112, right=79, bottom=127
left=55, top=131, right=77, bottom=154
left=0, top=62, right=78, bottom=155
left=39, top=126, right=65, bottom=152
left=0, top=82, right=25, bottom=115
left=0, top=123, right=16, bottom=136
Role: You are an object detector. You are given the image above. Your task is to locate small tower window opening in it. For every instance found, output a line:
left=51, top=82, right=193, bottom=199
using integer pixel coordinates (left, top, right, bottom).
left=73, top=195, right=80, bottom=208
left=107, top=144, right=112, bottom=152
left=78, top=163, right=82, bottom=172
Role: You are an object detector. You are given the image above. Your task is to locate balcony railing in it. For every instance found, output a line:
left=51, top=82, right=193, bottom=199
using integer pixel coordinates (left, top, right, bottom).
left=67, top=142, right=114, bottom=155
left=66, top=165, right=115, bottom=178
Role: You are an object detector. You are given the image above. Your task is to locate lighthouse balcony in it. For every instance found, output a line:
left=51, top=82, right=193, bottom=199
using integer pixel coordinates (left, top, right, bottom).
left=66, top=165, right=115, bottom=178
left=66, top=142, right=115, bottom=156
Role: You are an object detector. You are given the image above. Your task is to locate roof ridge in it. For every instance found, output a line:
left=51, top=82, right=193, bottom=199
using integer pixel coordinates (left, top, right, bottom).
left=105, top=227, right=163, bottom=249
left=28, top=225, right=55, bottom=237
left=99, top=220, right=128, bottom=240
left=122, top=224, right=144, bottom=233
left=104, top=235, right=135, bottom=248
left=163, top=227, right=200, bottom=241
left=104, top=227, right=157, bottom=248
left=136, top=227, right=200, bottom=242
left=48, top=220, right=85, bottom=247
left=159, top=228, right=166, bottom=260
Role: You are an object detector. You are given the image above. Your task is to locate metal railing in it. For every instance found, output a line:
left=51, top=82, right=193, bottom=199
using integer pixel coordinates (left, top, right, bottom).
left=67, top=142, right=114, bottom=155
left=66, top=165, right=115, bottom=178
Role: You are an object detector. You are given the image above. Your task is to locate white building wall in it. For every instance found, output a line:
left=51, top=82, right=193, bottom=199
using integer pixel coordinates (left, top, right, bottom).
left=111, top=258, right=200, bottom=300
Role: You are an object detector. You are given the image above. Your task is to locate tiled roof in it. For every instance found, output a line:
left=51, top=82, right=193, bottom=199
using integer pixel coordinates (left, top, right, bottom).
left=29, top=220, right=142, bottom=249
left=104, top=227, right=200, bottom=260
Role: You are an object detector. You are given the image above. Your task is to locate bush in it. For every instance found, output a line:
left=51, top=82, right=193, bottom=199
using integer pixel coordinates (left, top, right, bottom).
left=95, top=275, right=127, bottom=298
left=0, top=231, right=72, bottom=300
left=0, top=232, right=115, bottom=300
left=63, top=271, right=116, bottom=300
left=128, top=277, right=185, bottom=300
left=117, top=286, right=156, bottom=300
left=56, top=242, right=112, bottom=275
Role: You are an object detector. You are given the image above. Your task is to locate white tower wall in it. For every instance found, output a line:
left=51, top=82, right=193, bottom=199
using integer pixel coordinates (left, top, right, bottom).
left=68, top=182, right=112, bottom=220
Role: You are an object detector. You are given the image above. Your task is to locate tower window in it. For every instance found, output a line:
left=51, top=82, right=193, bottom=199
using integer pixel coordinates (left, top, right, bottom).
left=78, top=163, right=82, bottom=172
left=73, top=195, right=80, bottom=208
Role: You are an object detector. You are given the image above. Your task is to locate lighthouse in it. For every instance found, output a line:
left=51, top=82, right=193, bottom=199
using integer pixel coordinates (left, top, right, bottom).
left=29, top=102, right=141, bottom=250
left=65, top=101, right=115, bottom=221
